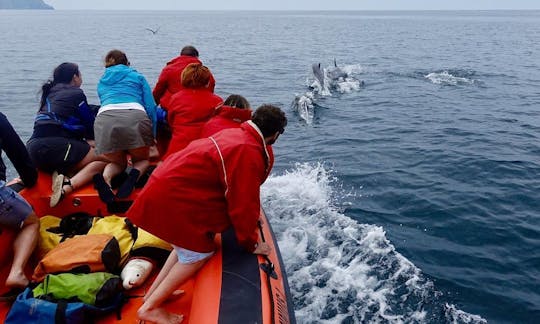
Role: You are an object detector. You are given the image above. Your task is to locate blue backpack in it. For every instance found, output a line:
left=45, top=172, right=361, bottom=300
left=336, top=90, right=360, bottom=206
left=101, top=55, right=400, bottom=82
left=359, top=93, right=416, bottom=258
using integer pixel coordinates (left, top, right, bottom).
left=5, top=286, right=124, bottom=324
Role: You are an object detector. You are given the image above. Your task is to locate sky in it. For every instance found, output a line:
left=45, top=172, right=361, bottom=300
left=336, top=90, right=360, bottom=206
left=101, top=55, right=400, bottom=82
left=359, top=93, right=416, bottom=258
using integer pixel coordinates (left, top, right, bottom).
left=45, top=0, right=540, bottom=11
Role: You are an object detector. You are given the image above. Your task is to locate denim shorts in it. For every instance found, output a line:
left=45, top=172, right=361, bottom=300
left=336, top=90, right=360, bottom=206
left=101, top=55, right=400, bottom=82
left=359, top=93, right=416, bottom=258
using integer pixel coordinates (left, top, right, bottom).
left=0, top=185, right=32, bottom=229
left=173, top=245, right=214, bottom=264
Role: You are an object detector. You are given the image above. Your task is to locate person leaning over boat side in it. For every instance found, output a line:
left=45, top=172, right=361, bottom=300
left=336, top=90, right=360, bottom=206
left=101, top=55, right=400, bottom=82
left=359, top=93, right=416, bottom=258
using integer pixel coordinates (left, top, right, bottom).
left=153, top=45, right=216, bottom=158
left=200, top=94, right=252, bottom=137
left=153, top=45, right=216, bottom=110
left=127, top=105, right=287, bottom=324
left=94, top=49, right=157, bottom=202
left=162, top=63, right=223, bottom=159
left=26, top=62, right=107, bottom=207
left=0, top=112, right=39, bottom=290
left=200, top=94, right=276, bottom=172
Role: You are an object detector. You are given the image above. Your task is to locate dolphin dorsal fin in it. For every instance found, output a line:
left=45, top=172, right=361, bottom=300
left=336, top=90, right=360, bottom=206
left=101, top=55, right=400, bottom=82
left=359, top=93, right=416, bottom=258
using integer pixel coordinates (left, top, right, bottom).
left=334, top=58, right=337, bottom=67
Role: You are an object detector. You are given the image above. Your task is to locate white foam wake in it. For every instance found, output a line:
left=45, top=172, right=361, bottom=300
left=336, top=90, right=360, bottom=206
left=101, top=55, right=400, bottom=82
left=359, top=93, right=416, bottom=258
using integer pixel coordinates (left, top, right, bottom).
left=424, top=71, right=475, bottom=85
left=262, top=163, right=486, bottom=323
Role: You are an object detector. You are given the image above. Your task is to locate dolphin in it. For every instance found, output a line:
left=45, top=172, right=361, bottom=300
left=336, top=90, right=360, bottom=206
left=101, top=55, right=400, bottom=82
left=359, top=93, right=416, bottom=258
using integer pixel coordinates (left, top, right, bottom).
left=327, top=58, right=348, bottom=80
left=312, top=63, right=325, bottom=88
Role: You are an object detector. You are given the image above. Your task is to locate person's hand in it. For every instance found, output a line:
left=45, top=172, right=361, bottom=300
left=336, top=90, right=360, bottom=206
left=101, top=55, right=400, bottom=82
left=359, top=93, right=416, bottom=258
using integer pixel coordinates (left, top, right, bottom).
left=253, top=242, right=272, bottom=255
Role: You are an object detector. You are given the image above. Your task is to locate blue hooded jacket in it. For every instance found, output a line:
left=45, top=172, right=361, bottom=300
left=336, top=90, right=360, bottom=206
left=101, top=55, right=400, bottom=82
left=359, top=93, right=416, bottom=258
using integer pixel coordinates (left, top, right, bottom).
left=97, top=64, right=157, bottom=134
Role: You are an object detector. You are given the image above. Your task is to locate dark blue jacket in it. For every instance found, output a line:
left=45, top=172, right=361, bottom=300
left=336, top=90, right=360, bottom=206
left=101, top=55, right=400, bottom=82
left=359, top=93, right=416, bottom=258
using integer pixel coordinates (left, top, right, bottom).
left=0, top=112, right=37, bottom=187
left=31, top=83, right=95, bottom=140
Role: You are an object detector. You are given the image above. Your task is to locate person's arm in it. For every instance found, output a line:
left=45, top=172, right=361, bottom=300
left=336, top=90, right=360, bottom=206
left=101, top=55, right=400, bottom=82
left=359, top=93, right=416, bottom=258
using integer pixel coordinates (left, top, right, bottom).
left=0, top=115, right=37, bottom=187
left=152, top=69, right=168, bottom=104
left=223, top=146, right=266, bottom=253
left=76, top=92, right=96, bottom=140
left=208, top=73, right=216, bottom=93
left=140, top=75, right=158, bottom=136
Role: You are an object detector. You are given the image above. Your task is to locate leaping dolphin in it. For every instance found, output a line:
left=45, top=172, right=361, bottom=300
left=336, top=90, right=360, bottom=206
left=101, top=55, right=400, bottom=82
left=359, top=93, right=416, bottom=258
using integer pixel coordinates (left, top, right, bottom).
left=327, top=58, right=348, bottom=80
left=312, top=59, right=349, bottom=90
left=312, top=63, right=325, bottom=88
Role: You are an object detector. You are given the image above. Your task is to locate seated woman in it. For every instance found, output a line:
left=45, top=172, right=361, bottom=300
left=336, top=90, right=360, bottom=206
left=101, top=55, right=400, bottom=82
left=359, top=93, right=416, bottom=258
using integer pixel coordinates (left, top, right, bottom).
left=1, top=112, right=39, bottom=292
left=26, top=62, right=107, bottom=207
left=163, top=63, right=222, bottom=159
left=200, top=94, right=252, bottom=137
left=94, top=50, right=157, bottom=202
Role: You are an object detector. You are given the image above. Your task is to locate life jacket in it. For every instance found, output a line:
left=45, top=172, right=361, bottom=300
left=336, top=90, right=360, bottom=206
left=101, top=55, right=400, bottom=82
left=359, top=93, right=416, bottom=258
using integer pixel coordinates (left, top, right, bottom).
left=36, top=213, right=96, bottom=260
left=131, top=226, right=172, bottom=266
left=87, top=215, right=138, bottom=266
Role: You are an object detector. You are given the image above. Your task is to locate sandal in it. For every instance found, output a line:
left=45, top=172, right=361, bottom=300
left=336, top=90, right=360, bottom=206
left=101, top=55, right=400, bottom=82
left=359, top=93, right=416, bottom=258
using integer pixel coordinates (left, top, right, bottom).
left=51, top=170, right=59, bottom=190
left=50, top=174, right=70, bottom=207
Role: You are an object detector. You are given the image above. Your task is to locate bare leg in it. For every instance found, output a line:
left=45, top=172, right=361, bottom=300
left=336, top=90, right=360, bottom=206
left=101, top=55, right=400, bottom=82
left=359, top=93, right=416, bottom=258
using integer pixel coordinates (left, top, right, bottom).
left=138, top=258, right=209, bottom=324
left=5, top=212, right=39, bottom=288
left=62, top=160, right=107, bottom=195
left=129, top=146, right=150, bottom=177
left=102, top=151, right=128, bottom=186
left=144, top=250, right=179, bottom=301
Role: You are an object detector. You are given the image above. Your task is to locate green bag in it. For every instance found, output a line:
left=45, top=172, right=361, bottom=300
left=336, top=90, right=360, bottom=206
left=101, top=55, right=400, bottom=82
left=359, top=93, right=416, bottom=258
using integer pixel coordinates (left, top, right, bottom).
left=32, top=272, right=122, bottom=307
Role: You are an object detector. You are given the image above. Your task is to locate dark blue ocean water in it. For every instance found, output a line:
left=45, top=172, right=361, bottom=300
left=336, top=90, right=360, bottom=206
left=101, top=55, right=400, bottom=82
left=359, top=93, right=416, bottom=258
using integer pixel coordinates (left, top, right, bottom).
left=1, top=10, right=539, bottom=323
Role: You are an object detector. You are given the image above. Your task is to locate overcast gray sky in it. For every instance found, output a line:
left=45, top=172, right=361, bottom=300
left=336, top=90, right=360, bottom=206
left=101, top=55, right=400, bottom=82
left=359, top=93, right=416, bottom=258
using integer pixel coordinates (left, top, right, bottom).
left=46, top=0, right=540, bottom=11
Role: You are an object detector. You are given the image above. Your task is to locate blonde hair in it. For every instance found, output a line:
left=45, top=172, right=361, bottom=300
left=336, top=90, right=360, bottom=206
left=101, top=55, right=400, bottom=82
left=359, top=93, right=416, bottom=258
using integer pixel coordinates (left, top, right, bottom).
left=181, top=63, right=211, bottom=89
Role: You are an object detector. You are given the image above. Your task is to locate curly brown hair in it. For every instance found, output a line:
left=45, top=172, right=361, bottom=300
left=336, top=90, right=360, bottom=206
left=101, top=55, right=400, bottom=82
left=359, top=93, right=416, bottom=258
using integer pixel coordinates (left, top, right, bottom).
left=181, top=63, right=211, bottom=89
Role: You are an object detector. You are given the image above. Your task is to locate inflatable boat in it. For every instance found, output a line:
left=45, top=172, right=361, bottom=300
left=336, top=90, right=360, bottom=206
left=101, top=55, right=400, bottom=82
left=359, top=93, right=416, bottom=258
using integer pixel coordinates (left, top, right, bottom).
left=0, top=172, right=296, bottom=323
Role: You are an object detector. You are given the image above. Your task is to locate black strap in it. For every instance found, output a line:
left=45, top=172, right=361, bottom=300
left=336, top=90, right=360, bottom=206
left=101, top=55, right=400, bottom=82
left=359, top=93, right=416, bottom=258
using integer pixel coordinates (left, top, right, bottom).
left=257, top=220, right=277, bottom=324
left=55, top=300, right=67, bottom=324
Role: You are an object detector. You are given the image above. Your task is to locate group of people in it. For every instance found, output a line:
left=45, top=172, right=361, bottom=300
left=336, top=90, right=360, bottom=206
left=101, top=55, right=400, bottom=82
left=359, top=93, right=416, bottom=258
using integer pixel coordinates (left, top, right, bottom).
left=0, top=45, right=287, bottom=323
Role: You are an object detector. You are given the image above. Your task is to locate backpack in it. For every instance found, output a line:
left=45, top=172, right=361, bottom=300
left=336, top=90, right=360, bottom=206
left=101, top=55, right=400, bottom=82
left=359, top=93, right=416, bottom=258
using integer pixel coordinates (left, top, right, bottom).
left=32, top=234, right=120, bottom=282
left=131, top=226, right=173, bottom=266
left=37, top=213, right=96, bottom=259
left=5, top=286, right=124, bottom=324
left=32, top=272, right=122, bottom=307
left=87, top=215, right=137, bottom=266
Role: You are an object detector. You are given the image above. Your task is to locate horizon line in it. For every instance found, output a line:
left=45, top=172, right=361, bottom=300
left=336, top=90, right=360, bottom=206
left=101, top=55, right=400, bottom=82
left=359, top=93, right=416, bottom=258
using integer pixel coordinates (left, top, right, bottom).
left=33, top=8, right=540, bottom=11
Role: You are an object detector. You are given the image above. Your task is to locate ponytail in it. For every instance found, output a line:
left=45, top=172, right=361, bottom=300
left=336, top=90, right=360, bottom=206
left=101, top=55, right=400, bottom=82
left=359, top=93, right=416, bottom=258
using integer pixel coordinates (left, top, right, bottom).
left=39, top=62, right=79, bottom=110
left=39, top=80, right=54, bottom=109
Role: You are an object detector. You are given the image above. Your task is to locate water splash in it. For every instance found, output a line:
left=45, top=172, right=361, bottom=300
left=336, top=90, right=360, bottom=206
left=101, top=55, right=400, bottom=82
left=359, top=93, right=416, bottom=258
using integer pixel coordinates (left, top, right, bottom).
left=291, top=92, right=316, bottom=124
left=262, top=163, right=486, bottom=323
left=424, top=71, right=476, bottom=86
left=291, top=63, right=364, bottom=125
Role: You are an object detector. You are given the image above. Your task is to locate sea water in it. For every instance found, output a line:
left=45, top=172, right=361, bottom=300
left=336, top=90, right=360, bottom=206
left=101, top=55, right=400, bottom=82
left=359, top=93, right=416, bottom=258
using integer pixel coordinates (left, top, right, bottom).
left=1, top=10, right=539, bottom=323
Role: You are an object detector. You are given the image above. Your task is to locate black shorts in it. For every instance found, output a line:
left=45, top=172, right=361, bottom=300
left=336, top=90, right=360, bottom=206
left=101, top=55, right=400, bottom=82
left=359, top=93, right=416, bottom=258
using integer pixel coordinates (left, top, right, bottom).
left=27, top=137, right=90, bottom=174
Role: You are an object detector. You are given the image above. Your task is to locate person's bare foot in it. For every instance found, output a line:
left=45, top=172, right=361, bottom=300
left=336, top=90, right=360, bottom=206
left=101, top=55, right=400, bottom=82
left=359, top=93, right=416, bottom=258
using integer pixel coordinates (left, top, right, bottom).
left=5, top=270, right=29, bottom=288
left=166, top=289, right=184, bottom=302
left=138, top=307, right=183, bottom=324
left=144, top=289, right=184, bottom=303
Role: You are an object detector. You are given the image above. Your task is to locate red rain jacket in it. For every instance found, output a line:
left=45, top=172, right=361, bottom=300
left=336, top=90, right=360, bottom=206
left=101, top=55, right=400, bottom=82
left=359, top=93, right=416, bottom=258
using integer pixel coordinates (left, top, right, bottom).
left=153, top=55, right=216, bottom=109
left=127, top=121, right=274, bottom=253
left=164, top=89, right=223, bottom=159
left=200, top=105, right=252, bottom=138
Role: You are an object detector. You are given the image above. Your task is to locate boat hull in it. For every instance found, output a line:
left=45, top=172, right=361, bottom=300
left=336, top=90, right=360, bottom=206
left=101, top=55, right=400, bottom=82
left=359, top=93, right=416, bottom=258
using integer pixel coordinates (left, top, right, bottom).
left=0, top=173, right=295, bottom=323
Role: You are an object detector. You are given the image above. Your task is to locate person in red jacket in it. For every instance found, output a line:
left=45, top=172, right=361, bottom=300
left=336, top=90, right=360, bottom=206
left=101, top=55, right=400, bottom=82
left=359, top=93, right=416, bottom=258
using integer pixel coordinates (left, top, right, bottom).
left=153, top=45, right=216, bottom=110
left=200, top=94, right=252, bottom=138
left=128, top=105, right=287, bottom=324
left=163, top=63, right=223, bottom=159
